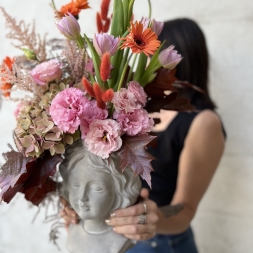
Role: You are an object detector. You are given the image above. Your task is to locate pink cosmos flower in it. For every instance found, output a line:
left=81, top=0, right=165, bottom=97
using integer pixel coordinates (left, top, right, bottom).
left=114, top=109, right=154, bottom=136
left=112, top=88, right=140, bottom=113
left=158, top=45, right=182, bottom=70
left=127, top=81, right=147, bottom=106
left=30, top=59, right=62, bottom=85
left=80, top=100, right=108, bottom=138
left=56, top=13, right=81, bottom=40
left=50, top=88, right=89, bottom=133
left=85, top=119, right=122, bottom=159
left=93, top=33, right=120, bottom=57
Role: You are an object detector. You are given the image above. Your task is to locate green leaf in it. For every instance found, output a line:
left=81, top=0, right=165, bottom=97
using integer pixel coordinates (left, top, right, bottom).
left=110, top=0, right=124, bottom=37
left=133, top=53, right=147, bottom=83
left=83, top=34, right=102, bottom=86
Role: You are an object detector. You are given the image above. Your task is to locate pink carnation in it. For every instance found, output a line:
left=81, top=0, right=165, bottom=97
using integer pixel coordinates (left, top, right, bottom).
left=114, top=109, right=154, bottom=136
left=112, top=88, right=140, bottom=113
left=50, top=88, right=89, bottom=133
left=85, top=119, right=122, bottom=159
left=127, top=81, right=147, bottom=105
left=30, top=59, right=62, bottom=85
left=80, top=100, right=108, bottom=138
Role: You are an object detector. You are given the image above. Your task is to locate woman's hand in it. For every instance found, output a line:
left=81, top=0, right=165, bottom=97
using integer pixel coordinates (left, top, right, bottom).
left=60, top=197, right=79, bottom=230
left=105, top=188, right=159, bottom=241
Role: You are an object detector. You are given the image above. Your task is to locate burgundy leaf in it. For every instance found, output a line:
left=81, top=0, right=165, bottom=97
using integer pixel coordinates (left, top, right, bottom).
left=118, top=134, right=156, bottom=187
left=0, top=151, right=62, bottom=206
left=144, top=68, right=196, bottom=113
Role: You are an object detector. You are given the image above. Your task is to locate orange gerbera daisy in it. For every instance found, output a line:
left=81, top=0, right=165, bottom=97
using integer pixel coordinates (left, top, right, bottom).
left=58, top=0, right=90, bottom=18
left=0, top=56, right=14, bottom=98
left=120, top=21, right=161, bottom=56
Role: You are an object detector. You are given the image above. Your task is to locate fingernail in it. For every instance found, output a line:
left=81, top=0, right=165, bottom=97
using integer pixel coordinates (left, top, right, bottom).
left=113, top=227, right=117, bottom=232
left=105, top=219, right=111, bottom=223
left=110, top=213, right=116, bottom=217
left=71, top=219, right=77, bottom=224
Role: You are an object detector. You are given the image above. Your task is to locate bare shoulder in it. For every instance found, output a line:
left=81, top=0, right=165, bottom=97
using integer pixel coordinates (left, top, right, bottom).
left=190, top=109, right=224, bottom=136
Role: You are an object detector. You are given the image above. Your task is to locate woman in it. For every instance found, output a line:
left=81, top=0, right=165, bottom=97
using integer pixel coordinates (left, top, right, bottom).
left=62, top=18, right=225, bottom=253
left=60, top=139, right=141, bottom=253
left=106, top=18, right=225, bottom=252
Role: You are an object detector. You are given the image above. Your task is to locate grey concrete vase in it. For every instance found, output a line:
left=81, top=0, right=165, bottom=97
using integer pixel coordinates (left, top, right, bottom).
left=60, top=140, right=141, bottom=253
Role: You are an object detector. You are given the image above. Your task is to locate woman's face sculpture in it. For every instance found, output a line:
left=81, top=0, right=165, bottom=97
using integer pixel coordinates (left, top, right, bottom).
left=67, top=160, right=114, bottom=220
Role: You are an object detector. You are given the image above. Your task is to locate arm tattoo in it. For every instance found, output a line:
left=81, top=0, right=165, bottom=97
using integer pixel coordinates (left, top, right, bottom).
left=159, top=203, right=184, bottom=217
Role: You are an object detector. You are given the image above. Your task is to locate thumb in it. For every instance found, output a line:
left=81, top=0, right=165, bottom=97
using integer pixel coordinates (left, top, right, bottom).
left=140, top=188, right=149, bottom=200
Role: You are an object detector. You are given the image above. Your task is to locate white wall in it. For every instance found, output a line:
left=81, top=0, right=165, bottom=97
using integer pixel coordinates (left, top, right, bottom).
left=0, top=0, right=253, bottom=252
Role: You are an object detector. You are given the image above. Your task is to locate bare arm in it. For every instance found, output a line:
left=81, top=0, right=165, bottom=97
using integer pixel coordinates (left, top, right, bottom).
left=156, top=110, right=225, bottom=234
left=108, top=110, right=225, bottom=239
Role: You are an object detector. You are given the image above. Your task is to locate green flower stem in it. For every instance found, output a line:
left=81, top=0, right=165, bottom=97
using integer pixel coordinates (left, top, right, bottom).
left=128, top=0, right=135, bottom=21
left=147, top=0, right=152, bottom=19
left=76, top=35, right=84, bottom=49
left=116, top=48, right=130, bottom=85
left=89, top=73, right=96, bottom=84
left=126, top=53, right=137, bottom=83
left=51, top=0, right=57, bottom=11
left=117, top=53, right=132, bottom=91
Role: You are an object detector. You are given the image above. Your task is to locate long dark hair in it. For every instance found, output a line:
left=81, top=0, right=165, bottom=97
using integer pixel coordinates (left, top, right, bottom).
left=159, top=18, right=216, bottom=109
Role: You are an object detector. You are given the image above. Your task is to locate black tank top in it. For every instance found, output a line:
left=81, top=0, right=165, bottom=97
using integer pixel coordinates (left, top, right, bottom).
left=141, top=111, right=199, bottom=207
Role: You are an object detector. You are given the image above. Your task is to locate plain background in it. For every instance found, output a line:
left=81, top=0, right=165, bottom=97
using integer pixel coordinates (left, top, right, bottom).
left=0, top=0, right=253, bottom=252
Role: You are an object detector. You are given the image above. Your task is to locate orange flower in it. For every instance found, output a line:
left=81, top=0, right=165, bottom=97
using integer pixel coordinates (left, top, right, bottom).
left=120, top=21, right=161, bottom=56
left=3, top=56, right=14, bottom=71
left=0, top=56, right=14, bottom=97
left=59, top=0, right=90, bottom=17
left=0, top=83, right=12, bottom=97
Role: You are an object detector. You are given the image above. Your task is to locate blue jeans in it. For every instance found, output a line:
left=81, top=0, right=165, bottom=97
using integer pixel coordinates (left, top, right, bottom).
left=126, top=228, right=198, bottom=253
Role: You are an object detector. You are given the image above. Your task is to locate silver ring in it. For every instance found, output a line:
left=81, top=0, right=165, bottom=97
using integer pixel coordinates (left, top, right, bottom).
left=137, top=214, right=147, bottom=224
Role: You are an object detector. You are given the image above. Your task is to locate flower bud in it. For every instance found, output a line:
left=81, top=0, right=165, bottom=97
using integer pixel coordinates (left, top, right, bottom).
left=22, top=48, right=39, bottom=61
left=56, top=12, right=81, bottom=40
left=158, top=46, right=182, bottom=70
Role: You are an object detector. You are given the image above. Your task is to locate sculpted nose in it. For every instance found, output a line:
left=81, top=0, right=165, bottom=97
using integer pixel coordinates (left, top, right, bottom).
left=79, top=187, right=89, bottom=202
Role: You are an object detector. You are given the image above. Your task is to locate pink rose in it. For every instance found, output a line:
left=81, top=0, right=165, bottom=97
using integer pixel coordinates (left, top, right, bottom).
left=85, top=119, right=122, bottom=159
left=127, top=81, right=147, bottom=105
left=80, top=100, right=108, bottom=138
left=30, top=59, right=62, bottom=85
left=50, top=87, right=89, bottom=133
left=114, top=109, right=154, bottom=136
left=112, top=88, right=140, bottom=113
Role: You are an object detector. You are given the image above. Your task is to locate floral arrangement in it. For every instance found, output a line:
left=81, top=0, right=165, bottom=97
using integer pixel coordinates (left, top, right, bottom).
left=0, top=0, right=193, bottom=207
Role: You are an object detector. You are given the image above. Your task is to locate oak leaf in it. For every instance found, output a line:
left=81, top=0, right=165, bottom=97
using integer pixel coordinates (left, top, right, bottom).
left=118, top=134, right=156, bottom=188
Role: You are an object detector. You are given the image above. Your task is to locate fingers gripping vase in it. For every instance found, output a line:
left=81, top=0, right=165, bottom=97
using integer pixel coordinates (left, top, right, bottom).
left=60, top=140, right=141, bottom=253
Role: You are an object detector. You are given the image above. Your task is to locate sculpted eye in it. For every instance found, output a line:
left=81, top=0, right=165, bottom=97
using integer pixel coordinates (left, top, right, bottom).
left=72, top=185, right=80, bottom=189
left=90, top=184, right=103, bottom=192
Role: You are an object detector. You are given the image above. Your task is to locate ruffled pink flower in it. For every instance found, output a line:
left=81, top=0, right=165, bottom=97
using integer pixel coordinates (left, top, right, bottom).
left=30, top=59, right=62, bottom=85
left=112, top=88, right=140, bottom=113
left=85, top=119, right=122, bottom=159
left=158, top=45, right=182, bottom=70
left=93, top=33, right=120, bottom=57
left=114, top=109, right=154, bottom=136
left=127, top=81, right=147, bottom=106
left=80, top=100, right=108, bottom=138
left=50, top=88, right=89, bottom=133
